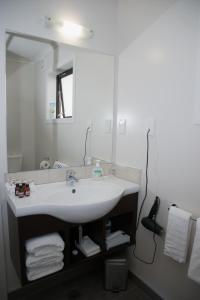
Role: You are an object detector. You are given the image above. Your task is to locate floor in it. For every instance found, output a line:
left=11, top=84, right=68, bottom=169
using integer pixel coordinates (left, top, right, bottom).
left=18, top=271, right=154, bottom=300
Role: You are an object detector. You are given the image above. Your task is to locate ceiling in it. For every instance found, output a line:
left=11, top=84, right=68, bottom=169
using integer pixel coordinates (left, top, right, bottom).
left=6, top=33, right=52, bottom=61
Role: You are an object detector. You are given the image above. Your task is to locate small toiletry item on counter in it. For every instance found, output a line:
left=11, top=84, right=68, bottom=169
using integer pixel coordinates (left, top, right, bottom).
left=14, top=182, right=31, bottom=198
left=25, top=183, right=30, bottom=197
left=15, top=183, right=19, bottom=196
left=18, top=184, right=24, bottom=198
left=22, top=183, right=26, bottom=194
left=92, top=160, right=103, bottom=178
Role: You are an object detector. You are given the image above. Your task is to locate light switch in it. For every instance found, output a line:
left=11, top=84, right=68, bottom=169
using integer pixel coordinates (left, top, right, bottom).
left=105, top=119, right=112, bottom=134
left=119, top=119, right=126, bottom=135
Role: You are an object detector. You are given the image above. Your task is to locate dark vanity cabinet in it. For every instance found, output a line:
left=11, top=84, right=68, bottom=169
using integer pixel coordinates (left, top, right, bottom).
left=8, top=192, right=138, bottom=291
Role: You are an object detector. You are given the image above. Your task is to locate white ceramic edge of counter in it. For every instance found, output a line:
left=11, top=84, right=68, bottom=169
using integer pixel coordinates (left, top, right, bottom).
left=6, top=175, right=140, bottom=219
left=101, top=175, right=140, bottom=196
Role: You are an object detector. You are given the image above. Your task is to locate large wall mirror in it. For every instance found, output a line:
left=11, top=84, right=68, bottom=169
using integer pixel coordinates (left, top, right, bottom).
left=6, top=32, right=114, bottom=172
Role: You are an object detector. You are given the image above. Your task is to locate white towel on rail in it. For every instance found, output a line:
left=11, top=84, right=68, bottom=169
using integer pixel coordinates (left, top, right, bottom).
left=188, top=218, right=200, bottom=284
left=26, top=252, right=64, bottom=268
left=25, top=233, right=65, bottom=256
left=164, top=206, right=191, bottom=263
left=27, top=262, right=64, bottom=281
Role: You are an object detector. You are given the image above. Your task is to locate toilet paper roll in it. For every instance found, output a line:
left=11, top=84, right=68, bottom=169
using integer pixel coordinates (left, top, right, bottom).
left=40, top=160, right=50, bottom=169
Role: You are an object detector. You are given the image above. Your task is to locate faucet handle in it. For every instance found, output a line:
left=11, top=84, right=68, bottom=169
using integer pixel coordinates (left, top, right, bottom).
left=66, top=169, right=76, bottom=177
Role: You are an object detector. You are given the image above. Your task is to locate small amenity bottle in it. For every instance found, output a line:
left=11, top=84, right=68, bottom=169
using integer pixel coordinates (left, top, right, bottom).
left=18, top=184, right=24, bottom=198
left=92, top=160, right=103, bottom=178
left=25, top=184, right=30, bottom=197
left=15, top=183, right=19, bottom=196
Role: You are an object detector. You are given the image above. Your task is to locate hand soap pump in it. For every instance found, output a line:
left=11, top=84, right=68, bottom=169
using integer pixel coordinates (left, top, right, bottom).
left=92, top=160, right=103, bottom=178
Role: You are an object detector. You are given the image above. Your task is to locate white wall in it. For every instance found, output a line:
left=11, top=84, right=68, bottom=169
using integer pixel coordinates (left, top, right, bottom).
left=6, top=60, right=21, bottom=156
left=1, top=0, right=117, bottom=55
left=0, top=28, right=8, bottom=300
left=74, top=50, right=114, bottom=163
left=6, top=59, right=36, bottom=171
left=117, top=0, right=179, bottom=53
left=193, top=14, right=200, bottom=125
left=116, top=0, right=200, bottom=299
left=34, top=50, right=56, bottom=168
left=35, top=46, right=114, bottom=167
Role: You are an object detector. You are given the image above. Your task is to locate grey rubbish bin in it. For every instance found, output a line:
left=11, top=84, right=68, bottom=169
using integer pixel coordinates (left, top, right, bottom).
left=105, top=258, right=128, bottom=292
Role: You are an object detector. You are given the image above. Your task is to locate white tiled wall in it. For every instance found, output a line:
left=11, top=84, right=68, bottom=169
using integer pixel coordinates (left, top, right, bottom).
left=114, top=165, right=141, bottom=184
left=5, top=163, right=141, bottom=185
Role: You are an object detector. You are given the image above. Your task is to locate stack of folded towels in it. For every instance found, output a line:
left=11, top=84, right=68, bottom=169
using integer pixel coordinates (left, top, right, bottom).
left=25, top=232, right=65, bottom=281
left=106, top=230, right=130, bottom=250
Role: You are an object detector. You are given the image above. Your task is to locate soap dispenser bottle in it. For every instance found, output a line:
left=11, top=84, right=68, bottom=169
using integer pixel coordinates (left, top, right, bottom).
left=92, top=160, right=103, bottom=178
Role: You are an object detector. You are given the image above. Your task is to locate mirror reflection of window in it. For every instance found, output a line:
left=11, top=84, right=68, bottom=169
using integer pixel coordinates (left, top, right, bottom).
left=56, top=68, right=73, bottom=118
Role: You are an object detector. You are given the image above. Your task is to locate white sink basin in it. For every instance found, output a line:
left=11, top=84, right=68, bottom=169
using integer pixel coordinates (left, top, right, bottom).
left=38, top=180, right=123, bottom=223
left=6, top=176, right=140, bottom=223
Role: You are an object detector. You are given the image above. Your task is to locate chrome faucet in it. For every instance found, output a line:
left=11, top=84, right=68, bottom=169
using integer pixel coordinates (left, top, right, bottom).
left=66, top=169, right=78, bottom=185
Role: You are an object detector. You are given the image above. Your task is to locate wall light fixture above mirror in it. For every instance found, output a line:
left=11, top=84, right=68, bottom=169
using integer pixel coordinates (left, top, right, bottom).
left=44, top=16, right=94, bottom=40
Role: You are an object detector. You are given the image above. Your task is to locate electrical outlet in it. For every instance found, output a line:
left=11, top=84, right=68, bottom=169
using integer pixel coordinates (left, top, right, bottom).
left=87, top=120, right=92, bottom=131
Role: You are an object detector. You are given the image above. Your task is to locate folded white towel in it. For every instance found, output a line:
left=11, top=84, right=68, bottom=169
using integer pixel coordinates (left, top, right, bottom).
left=106, top=230, right=124, bottom=242
left=76, top=236, right=101, bottom=257
left=106, top=233, right=130, bottom=250
left=25, top=233, right=65, bottom=256
left=53, top=161, right=69, bottom=169
left=188, top=218, right=200, bottom=284
left=27, top=262, right=64, bottom=281
left=77, top=246, right=100, bottom=257
left=26, top=252, right=64, bottom=268
left=164, top=206, right=191, bottom=263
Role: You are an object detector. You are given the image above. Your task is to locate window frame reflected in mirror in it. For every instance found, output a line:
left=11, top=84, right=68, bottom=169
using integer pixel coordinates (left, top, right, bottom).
left=56, top=67, right=73, bottom=119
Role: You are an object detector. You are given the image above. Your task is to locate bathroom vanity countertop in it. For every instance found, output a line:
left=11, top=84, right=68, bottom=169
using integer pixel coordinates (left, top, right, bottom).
left=6, top=175, right=139, bottom=222
left=99, top=175, right=139, bottom=196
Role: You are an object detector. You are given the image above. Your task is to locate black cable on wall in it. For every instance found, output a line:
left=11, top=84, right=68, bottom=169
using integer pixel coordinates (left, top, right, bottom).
left=133, top=128, right=158, bottom=265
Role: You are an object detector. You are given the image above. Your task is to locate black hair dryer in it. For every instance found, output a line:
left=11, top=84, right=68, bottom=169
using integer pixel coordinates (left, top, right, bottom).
left=141, top=197, right=163, bottom=236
